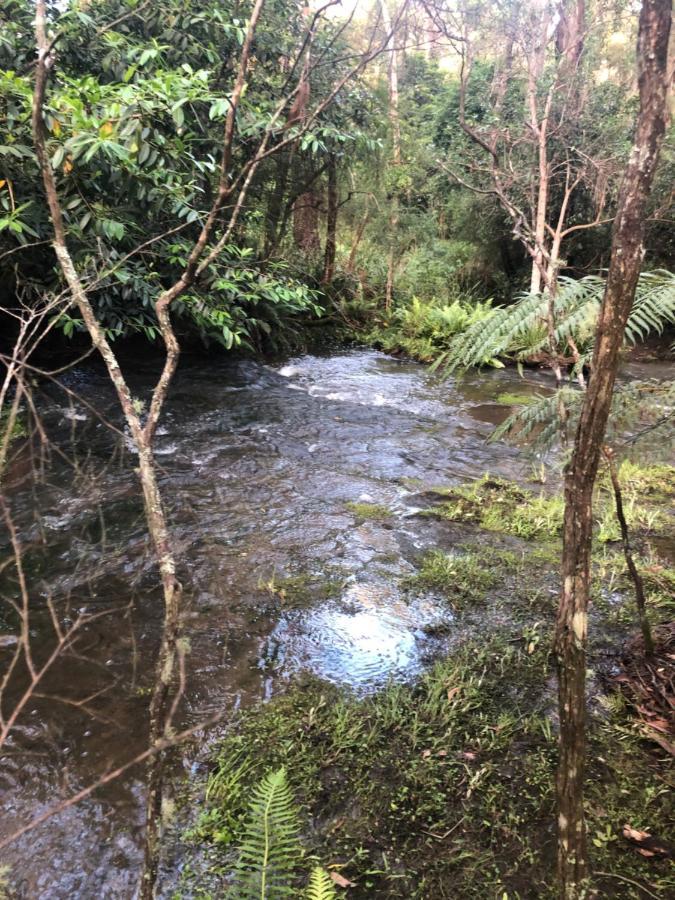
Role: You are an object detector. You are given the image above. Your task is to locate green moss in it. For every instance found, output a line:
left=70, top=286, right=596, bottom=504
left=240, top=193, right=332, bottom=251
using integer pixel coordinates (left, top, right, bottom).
left=403, top=549, right=496, bottom=606
left=593, top=547, right=675, bottom=623
left=179, top=463, right=675, bottom=898
left=484, top=493, right=565, bottom=539
left=0, top=407, right=26, bottom=443
left=186, top=625, right=673, bottom=898
left=260, top=571, right=344, bottom=609
left=609, top=460, right=675, bottom=497
left=426, top=471, right=671, bottom=545
left=345, top=501, right=393, bottom=522
left=595, top=500, right=667, bottom=543
left=192, top=635, right=555, bottom=897
left=494, top=392, right=536, bottom=406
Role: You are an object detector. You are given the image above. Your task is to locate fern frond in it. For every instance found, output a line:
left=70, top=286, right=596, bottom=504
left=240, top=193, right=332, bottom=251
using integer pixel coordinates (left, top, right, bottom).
left=489, top=388, right=581, bottom=451
left=624, top=270, right=675, bottom=344
left=305, top=868, right=337, bottom=900
left=489, top=379, right=674, bottom=455
left=442, top=270, right=675, bottom=374
left=228, top=767, right=302, bottom=899
left=205, top=752, right=251, bottom=805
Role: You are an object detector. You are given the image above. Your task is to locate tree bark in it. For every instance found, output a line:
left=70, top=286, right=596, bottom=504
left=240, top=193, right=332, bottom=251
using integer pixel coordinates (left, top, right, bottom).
left=380, top=0, right=401, bottom=310
left=31, top=1, right=268, bottom=895
left=555, top=2, right=671, bottom=897
left=322, top=154, right=339, bottom=284
left=293, top=189, right=322, bottom=254
left=32, top=12, right=183, bottom=898
left=264, top=151, right=291, bottom=257
left=346, top=202, right=370, bottom=275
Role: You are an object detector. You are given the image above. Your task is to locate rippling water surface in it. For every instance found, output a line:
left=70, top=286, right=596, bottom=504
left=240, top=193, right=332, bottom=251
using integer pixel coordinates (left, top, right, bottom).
left=0, top=349, right=566, bottom=896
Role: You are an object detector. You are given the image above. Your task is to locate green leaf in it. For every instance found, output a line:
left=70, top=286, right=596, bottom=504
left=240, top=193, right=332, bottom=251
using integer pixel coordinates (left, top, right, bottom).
left=228, top=767, right=302, bottom=899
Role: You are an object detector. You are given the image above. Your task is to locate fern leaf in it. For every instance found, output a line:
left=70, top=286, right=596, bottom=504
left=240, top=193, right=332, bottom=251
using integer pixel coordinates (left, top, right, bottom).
left=228, top=767, right=302, bottom=899
left=489, top=388, right=581, bottom=451
left=442, top=270, right=674, bottom=374
left=305, top=868, right=337, bottom=900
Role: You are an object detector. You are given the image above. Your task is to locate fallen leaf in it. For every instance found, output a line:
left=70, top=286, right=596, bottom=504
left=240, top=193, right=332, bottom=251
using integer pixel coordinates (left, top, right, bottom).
left=623, top=824, right=650, bottom=842
left=447, top=687, right=460, bottom=702
left=422, top=749, right=432, bottom=760
left=622, top=823, right=672, bottom=859
left=640, top=728, right=675, bottom=757
left=330, top=871, right=356, bottom=888
left=644, top=717, right=670, bottom=734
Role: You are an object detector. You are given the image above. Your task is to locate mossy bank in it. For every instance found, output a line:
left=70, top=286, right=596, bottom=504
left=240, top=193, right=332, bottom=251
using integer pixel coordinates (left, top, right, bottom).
left=174, top=464, right=675, bottom=899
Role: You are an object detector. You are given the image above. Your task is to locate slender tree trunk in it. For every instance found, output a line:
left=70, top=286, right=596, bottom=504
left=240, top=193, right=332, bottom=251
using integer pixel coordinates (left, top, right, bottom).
left=31, top=0, right=269, bottom=893
left=322, top=153, right=338, bottom=284
left=264, top=151, right=291, bottom=257
left=293, top=189, right=322, bottom=254
left=32, top=16, right=183, bottom=897
left=346, top=204, right=370, bottom=275
left=380, top=0, right=401, bottom=310
left=555, top=3, right=671, bottom=897
left=528, top=85, right=552, bottom=295
left=603, top=447, right=654, bottom=656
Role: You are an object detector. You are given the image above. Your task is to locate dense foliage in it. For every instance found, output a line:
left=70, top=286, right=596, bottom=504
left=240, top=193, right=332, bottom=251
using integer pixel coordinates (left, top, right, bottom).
left=0, top=0, right=377, bottom=350
left=2, top=0, right=672, bottom=359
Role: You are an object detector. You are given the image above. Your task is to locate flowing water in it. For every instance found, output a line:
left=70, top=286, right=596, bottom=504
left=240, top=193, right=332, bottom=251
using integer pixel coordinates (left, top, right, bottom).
left=0, top=348, right=650, bottom=897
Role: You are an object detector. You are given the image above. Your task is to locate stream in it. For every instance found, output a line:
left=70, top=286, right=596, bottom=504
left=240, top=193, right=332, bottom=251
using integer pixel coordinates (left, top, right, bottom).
left=0, top=348, right=659, bottom=898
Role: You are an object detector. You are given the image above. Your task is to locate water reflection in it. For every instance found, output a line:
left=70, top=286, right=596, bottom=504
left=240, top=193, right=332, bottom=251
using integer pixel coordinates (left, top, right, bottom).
left=265, top=582, right=452, bottom=689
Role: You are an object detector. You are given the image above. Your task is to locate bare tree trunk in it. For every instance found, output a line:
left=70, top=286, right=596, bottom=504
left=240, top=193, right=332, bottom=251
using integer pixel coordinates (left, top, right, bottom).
left=32, top=13, right=183, bottom=898
left=264, top=151, right=291, bottom=257
left=526, top=71, right=553, bottom=294
left=322, top=153, right=338, bottom=284
left=555, top=2, right=671, bottom=896
left=31, top=1, right=268, bottom=894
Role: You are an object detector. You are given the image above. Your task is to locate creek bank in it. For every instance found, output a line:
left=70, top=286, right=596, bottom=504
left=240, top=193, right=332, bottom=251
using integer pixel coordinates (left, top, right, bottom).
left=176, top=465, right=675, bottom=899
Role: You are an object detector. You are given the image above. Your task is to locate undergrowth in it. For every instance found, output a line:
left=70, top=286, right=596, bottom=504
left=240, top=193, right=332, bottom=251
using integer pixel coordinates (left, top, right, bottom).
left=179, top=462, right=674, bottom=899
left=424, top=472, right=669, bottom=543
left=188, top=629, right=673, bottom=898
left=345, top=501, right=393, bottom=523
left=402, top=549, right=496, bottom=607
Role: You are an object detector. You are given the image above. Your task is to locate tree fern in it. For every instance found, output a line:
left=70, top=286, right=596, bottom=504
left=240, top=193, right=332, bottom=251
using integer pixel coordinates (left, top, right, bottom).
left=305, top=868, right=337, bottom=900
left=490, top=380, right=674, bottom=455
left=441, top=270, right=675, bottom=373
left=228, top=767, right=302, bottom=899
left=489, top=388, right=581, bottom=451
left=624, top=271, right=675, bottom=344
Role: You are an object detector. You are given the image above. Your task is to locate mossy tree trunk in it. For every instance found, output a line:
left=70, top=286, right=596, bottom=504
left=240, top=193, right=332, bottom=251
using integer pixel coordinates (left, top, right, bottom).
left=555, top=2, right=671, bottom=896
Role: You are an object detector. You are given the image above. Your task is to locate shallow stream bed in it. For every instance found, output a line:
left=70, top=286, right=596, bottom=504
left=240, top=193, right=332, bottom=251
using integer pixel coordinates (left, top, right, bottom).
left=0, top=348, right=666, bottom=897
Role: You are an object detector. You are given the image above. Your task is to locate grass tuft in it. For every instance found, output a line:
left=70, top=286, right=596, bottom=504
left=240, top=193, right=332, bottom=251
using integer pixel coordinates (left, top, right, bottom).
left=345, top=501, right=393, bottom=522
left=404, top=550, right=496, bottom=606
